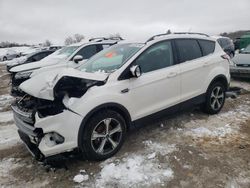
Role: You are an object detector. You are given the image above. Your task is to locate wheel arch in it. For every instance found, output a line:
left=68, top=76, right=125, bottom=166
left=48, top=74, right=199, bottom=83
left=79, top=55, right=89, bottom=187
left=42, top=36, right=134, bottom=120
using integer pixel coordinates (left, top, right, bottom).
left=207, top=74, right=229, bottom=92
left=77, top=102, right=132, bottom=148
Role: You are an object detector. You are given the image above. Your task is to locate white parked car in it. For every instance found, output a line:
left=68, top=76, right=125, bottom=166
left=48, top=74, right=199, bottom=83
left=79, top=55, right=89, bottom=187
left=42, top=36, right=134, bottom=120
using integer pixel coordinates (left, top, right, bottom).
left=12, top=33, right=230, bottom=161
left=0, top=49, right=20, bottom=61
left=9, top=37, right=123, bottom=96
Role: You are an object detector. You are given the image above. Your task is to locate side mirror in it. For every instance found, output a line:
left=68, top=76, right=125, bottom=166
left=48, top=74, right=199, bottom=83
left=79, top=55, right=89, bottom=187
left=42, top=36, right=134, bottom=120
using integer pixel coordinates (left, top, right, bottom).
left=73, top=55, right=84, bottom=63
left=130, top=65, right=142, bottom=78
left=239, top=48, right=245, bottom=53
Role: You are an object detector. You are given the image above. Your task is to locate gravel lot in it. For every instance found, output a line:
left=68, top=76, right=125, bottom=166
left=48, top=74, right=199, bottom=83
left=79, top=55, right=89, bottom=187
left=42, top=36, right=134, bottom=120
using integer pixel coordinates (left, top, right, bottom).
left=0, top=64, right=250, bottom=188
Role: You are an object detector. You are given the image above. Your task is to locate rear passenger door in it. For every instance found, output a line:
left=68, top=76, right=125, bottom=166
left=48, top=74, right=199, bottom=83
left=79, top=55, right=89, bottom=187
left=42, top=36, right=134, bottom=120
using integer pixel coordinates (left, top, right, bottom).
left=175, top=39, right=215, bottom=102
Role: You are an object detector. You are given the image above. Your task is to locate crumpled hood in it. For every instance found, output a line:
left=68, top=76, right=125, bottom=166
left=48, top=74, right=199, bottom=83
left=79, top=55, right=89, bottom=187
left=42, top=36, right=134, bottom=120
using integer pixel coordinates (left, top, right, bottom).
left=19, top=68, right=109, bottom=100
left=9, top=57, right=66, bottom=73
left=232, top=53, right=250, bottom=65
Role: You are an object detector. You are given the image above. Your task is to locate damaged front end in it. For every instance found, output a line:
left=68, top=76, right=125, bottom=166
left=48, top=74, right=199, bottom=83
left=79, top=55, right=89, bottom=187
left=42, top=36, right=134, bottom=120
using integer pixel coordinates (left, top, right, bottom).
left=12, top=70, right=107, bottom=160
left=12, top=94, right=65, bottom=160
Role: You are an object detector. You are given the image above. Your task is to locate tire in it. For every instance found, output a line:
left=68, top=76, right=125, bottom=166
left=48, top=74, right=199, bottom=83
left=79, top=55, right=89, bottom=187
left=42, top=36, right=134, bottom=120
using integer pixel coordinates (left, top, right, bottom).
left=3, top=57, right=7, bottom=61
left=79, top=110, right=126, bottom=161
left=202, top=82, right=226, bottom=114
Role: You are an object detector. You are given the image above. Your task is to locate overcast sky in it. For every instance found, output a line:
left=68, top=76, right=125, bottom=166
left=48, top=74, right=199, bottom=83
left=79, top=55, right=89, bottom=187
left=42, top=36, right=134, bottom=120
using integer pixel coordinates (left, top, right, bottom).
left=0, top=0, right=249, bottom=45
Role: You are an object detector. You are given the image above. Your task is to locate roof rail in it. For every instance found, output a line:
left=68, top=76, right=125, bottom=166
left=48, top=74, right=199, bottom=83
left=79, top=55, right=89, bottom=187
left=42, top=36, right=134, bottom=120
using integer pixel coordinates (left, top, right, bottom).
left=173, top=32, right=210, bottom=37
left=89, top=37, right=124, bottom=42
left=146, top=33, right=171, bottom=43
left=146, top=32, right=209, bottom=43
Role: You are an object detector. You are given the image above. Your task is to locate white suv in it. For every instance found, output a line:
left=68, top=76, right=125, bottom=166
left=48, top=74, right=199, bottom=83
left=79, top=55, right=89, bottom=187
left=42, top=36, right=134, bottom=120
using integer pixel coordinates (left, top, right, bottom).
left=12, top=33, right=230, bottom=161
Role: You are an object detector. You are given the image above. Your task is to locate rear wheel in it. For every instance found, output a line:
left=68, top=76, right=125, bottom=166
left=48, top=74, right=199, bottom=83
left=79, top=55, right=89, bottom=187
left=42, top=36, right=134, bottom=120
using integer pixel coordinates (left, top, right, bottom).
left=202, top=82, right=226, bottom=114
left=80, top=110, right=126, bottom=161
left=3, top=57, right=7, bottom=61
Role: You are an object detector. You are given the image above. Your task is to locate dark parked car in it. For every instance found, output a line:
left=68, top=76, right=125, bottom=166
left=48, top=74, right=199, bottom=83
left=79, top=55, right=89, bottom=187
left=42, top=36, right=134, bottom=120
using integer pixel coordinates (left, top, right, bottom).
left=215, top=36, right=235, bottom=58
left=6, top=50, right=55, bottom=72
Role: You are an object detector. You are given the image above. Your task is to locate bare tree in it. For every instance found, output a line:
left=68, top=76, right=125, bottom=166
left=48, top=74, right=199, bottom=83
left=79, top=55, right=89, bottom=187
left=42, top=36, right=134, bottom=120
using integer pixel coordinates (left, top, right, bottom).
left=166, top=29, right=172, bottom=34
left=64, top=36, right=75, bottom=45
left=44, top=39, right=52, bottom=47
left=64, top=34, right=85, bottom=45
left=109, top=33, right=122, bottom=38
left=74, top=34, right=85, bottom=43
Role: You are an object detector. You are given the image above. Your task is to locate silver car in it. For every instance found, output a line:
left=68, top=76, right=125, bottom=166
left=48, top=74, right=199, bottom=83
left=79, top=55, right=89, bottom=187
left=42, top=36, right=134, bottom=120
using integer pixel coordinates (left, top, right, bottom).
left=0, top=49, right=20, bottom=61
left=230, top=44, right=250, bottom=78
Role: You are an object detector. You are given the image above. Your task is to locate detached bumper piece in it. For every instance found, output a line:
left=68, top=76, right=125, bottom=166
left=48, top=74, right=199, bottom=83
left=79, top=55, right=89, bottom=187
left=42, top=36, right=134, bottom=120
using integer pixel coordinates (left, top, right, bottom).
left=18, top=130, right=44, bottom=161
left=13, top=109, right=44, bottom=161
left=230, top=67, right=250, bottom=78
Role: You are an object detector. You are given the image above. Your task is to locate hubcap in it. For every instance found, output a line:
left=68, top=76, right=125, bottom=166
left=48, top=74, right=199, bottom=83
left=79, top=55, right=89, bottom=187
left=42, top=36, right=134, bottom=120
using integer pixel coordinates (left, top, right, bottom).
left=210, top=86, right=224, bottom=111
left=91, top=118, right=122, bottom=155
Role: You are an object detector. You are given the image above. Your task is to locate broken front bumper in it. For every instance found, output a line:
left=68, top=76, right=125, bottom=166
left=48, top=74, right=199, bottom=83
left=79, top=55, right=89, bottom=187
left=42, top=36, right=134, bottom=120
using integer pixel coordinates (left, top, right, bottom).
left=230, top=66, right=250, bottom=78
left=12, top=105, right=83, bottom=160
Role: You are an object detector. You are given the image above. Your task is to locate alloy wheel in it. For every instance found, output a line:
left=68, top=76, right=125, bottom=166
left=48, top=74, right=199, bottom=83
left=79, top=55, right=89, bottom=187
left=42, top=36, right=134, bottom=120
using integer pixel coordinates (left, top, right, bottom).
left=210, top=86, right=224, bottom=111
left=91, top=118, right=122, bottom=155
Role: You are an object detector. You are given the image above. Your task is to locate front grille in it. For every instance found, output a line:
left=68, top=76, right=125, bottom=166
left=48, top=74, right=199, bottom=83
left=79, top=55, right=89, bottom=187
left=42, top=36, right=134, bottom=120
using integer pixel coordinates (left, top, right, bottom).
left=237, top=64, right=250, bottom=67
left=11, top=104, right=35, bottom=124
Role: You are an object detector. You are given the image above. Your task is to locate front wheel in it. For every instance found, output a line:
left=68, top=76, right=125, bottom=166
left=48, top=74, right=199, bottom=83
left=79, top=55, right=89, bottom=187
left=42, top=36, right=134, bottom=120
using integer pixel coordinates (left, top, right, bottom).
left=202, top=82, right=226, bottom=114
left=3, top=57, right=7, bottom=61
left=80, top=110, right=126, bottom=161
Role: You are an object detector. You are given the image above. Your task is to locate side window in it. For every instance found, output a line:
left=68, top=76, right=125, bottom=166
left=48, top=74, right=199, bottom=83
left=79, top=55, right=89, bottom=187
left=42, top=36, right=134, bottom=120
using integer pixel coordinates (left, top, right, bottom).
left=198, top=40, right=215, bottom=56
left=30, top=53, right=46, bottom=62
left=102, top=44, right=112, bottom=49
left=75, top=45, right=98, bottom=59
left=175, top=39, right=202, bottom=63
left=134, top=41, right=174, bottom=73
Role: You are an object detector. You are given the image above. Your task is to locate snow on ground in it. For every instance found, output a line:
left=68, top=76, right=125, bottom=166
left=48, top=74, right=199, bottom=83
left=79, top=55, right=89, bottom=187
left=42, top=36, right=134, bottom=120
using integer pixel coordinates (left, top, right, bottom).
left=0, top=158, right=21, bottom=185
left=0, top=111, right=13, bottom=124
left=0, top=123, right=19, bottom=150
left=93, top=141, right=176, bottom=187
left=183, top=103, right=250, bottom=141
left=0, top=94, right=13, bottom=112
left=96, top=154, right=174, bottom=188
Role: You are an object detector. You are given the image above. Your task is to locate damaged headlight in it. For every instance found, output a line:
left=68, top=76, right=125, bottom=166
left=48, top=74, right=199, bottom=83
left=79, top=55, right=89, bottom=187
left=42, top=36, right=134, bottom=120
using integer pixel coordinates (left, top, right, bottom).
left=15, top=71, right=32, bottom=79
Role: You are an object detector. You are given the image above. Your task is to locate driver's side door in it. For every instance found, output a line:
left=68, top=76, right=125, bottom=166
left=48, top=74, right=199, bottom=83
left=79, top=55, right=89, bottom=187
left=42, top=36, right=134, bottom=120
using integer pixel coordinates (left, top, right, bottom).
left=125, top=40, right=181, bottom=120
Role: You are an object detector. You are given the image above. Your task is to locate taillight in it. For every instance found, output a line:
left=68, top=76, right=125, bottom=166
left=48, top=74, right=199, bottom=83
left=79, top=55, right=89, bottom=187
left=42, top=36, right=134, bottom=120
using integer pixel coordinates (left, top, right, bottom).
left=221, top=54, right=230, bottom=61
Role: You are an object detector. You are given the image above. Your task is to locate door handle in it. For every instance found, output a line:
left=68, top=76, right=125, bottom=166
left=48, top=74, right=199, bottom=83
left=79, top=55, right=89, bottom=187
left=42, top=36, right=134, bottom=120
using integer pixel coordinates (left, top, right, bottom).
left=121, top=88, right=129, bottom=93
left=167, top=72, right=177, bottom=78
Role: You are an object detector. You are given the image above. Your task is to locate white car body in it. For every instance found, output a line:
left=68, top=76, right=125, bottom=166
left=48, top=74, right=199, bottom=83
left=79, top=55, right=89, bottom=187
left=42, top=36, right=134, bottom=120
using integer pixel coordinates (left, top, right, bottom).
left=14, top=34, right=230, bottom=159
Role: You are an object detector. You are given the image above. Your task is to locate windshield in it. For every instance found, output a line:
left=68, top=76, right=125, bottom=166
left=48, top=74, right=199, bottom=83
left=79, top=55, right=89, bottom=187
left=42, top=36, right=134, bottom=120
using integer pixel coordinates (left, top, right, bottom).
left=242, top=45, right=250, bottom=53
left=42, top=45, right=79, bottom=61
left=78, top=43, right=143, bottom=73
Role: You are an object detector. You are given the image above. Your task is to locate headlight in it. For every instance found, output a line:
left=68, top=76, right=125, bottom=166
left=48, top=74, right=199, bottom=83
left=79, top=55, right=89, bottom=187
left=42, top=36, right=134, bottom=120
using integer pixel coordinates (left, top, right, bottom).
left=15, top=71, right=32, bottom=79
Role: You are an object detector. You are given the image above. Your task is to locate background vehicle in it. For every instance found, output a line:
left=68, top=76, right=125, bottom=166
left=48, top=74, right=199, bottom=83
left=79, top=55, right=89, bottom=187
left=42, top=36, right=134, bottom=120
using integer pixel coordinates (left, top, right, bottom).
left=9, top=37, right=123, bottom=96
left=0, top=49, right=21, bottom=61
left=231, top=44, right=250, bottom=78
left=6, top=50, right=55, bottom=71
left=12, top=33, right=230, bottom=161
left=214, top=36, right=235, bottom=58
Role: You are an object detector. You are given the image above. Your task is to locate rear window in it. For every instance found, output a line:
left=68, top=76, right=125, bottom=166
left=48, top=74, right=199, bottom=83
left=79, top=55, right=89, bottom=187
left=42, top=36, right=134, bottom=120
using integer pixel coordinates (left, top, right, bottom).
left=198, top=40, right=215, bottom=56
left=175, top=39, right=202, bottom=63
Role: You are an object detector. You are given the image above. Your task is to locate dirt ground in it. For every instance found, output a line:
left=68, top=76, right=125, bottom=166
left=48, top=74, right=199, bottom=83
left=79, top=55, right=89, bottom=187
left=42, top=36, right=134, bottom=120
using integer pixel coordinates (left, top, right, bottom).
left=0, top=63, right=250, bottom=188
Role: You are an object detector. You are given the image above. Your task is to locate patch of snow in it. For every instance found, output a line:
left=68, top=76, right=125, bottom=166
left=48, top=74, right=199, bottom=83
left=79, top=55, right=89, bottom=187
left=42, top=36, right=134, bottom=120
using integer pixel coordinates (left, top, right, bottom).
left=143, top=140, right=176, bottom=155
left=147, top=152, right=156, bottom=159
left=0, top=158, right=21, bottom=184
left=0, top=94, right=13, bottom=109
left=96, top=154, right=174, bottom=187
left=0, top=111, right=13, bottom=123
left=187, top=124, right=233, bottom=138
left=73, top=174, right=89, bottom=183
left=0, top=123, right=19, bottom=149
